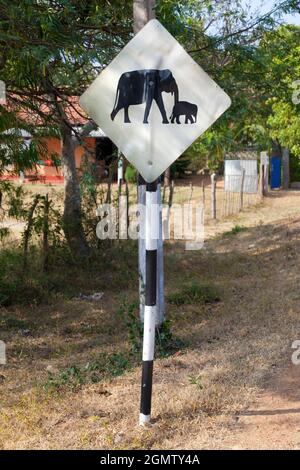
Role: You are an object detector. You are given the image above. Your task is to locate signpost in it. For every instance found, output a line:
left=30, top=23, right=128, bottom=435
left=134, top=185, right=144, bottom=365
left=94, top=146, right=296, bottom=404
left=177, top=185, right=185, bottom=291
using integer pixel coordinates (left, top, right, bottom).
left=80, top=19, right=231, bottom=425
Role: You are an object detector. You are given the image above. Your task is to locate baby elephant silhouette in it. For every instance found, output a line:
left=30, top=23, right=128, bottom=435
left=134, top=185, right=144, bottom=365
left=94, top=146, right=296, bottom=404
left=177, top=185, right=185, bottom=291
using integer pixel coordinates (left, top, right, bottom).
left=170, top=101, right=198, bottom=124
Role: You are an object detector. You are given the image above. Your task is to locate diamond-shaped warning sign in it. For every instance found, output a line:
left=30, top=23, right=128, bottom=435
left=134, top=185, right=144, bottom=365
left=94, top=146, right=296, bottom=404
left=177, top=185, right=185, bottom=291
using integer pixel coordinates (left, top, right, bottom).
left=80, top=19, right=231, bottom=182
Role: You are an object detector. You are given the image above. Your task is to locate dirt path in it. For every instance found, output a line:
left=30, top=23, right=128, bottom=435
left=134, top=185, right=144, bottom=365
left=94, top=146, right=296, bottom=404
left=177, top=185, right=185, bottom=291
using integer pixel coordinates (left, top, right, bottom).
left=219, top=364, right=300, bottom=450
left=204, top=190, right=300, bottom=450
left=204, top=189, right=300, bottom=239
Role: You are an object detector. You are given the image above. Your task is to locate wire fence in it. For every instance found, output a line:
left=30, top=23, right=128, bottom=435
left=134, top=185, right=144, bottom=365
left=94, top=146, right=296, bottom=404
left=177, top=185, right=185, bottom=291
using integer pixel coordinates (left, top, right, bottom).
left=169, top=173, right=262, bottom=223
left=219, top=174, right=260, bottom=219
left=0, top=173, right=263, bottom=249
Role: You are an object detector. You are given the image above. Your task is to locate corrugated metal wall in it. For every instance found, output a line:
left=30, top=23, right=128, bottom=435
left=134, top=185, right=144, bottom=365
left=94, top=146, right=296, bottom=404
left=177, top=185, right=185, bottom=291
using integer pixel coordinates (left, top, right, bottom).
left=225, top=160, right=258, bottom=194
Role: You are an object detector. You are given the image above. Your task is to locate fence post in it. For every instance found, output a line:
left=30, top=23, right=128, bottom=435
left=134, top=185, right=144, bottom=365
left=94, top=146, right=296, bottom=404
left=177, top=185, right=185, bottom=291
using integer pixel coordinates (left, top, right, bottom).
left=188, top=182, right=193, bottom=205
left=260, top=151, right=269, bottom=197
left=239, top=169, right=245, bottom=211
left=260, top=161, right=265, bottom=197
left=164, top=180, right=174, bottom=238
left=211, top=173, right=217, bottom=219
left=282, top=148, right=290, bottom=190
left=264, top=162, right=269, bottom=194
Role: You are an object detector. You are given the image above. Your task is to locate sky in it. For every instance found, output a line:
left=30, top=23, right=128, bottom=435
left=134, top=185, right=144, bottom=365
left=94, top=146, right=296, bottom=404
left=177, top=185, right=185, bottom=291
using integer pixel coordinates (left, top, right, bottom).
left=247, top=0, right=300, bottom=25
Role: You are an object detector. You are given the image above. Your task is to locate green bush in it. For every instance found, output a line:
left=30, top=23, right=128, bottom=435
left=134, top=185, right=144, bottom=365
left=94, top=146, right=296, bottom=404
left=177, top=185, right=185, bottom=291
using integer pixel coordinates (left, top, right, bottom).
left=290, top=153, right=300, bottom=183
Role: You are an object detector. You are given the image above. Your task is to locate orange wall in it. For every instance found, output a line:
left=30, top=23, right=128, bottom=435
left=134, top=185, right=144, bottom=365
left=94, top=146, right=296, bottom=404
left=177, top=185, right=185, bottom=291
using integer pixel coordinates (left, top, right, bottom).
left=38, top=136, right=96, bottom=171
left=74, top=137, right=96, bottom=169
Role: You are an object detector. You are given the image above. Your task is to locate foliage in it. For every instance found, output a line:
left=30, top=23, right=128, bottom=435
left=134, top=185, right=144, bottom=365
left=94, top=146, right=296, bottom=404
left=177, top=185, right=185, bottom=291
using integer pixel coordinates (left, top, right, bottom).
left=171, top=154, right=191, bottom=178
left=0, top=1, right=133, bottom=254
left=125, top=165, right=137, bottom=184
left=290, top=153, right=300, bottom=182
left=167, top=280, right=220, bottom=306
left=1, top=0, right=298, bottom=176
left=157, top=2, right=300, bottom=172
left=268, top=100, right=300, bottom=157
left=262, top=26, right=300, bottom=159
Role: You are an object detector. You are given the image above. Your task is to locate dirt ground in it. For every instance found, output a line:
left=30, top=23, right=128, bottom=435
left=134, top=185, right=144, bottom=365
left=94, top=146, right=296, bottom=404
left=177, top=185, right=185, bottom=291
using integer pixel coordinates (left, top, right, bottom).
left=1, top=188, right=300, bottom=449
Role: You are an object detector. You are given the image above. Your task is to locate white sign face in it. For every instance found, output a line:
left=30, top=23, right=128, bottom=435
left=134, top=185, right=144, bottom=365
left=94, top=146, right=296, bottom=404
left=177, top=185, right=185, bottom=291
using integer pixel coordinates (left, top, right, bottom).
left=80, top=20, right=231, bottom=182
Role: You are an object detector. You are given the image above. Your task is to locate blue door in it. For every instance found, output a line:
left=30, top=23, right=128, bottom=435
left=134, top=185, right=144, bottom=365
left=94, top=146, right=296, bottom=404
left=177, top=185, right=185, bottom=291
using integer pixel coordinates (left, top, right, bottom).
left=271, top=156, right=281, bottom=189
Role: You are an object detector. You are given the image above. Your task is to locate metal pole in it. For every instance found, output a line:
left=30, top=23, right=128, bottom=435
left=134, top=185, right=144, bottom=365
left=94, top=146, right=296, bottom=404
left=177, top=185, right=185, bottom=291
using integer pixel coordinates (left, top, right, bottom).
left=134, top=0, right=163, bottom=425
left=138, top=176, right=164, bottom=326
left=156, top=178, right=164, bottom=325
left=140, top=179, right=158, bottom=425
left=117, top=152, right=123, bottom=187
left=134, top=0, right=163, bottom=326
left=138, top=174, right=146, bottom=322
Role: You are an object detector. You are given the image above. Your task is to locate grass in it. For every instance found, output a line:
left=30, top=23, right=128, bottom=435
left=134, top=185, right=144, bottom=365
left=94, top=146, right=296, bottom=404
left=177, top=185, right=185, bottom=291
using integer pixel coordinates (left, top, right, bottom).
left=222, top=225, right=247, bottom=237
left=167, top=280, right=221, bottom=306
left=1, top=186, right=300, bottom=449
left=117, top=300, right=186, bottom=358
left=0, top=241, right=139, bottom=307
left=0, top=315, right=31, bottom=330
left=43, top=353, right=131, bottom=392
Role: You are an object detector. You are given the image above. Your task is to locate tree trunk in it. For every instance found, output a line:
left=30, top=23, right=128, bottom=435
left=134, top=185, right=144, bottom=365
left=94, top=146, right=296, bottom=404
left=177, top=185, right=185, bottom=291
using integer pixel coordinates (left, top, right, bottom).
left=60, top=121, right=90, bottom=259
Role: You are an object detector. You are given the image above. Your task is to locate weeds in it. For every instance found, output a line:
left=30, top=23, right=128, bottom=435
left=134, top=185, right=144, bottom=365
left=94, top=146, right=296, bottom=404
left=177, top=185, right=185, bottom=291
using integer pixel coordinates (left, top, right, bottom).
left=118, top=301, right=142, bottom=354
left=117, top=300, right=186, bottom=358
left=167, top=280, right=220, bottom=306
left=0, top=248, right=55, bottom=306
left=43, top=352, right=131, bottom=392
left=188, top=374, right=204, bottom=390
left=223, top=225, right=246, bottom=237
left=0, top=315, right=30, bottom=330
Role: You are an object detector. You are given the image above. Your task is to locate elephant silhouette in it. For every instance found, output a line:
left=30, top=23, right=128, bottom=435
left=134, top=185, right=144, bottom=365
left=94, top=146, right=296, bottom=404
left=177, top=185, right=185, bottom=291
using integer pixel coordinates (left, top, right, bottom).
left=111, top=69, right=179, bottom=124
left=170, top=101, right=198, bottom=124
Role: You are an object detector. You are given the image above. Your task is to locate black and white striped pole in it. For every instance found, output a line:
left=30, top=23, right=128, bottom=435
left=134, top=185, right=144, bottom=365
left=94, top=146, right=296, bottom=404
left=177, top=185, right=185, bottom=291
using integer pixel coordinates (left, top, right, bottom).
left=139, top=178, right=159, bottom=425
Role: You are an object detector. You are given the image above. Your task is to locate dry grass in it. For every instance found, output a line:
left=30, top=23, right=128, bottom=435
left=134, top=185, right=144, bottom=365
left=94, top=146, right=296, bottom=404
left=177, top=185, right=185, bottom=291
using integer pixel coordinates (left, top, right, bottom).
left=1, top=188, right=300, bottom=449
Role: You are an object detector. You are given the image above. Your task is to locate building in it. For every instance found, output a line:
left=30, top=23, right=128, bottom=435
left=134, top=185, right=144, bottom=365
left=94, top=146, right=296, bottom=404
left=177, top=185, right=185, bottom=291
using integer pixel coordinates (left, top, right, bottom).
left=0, top=97, right=115, bottom=183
